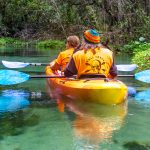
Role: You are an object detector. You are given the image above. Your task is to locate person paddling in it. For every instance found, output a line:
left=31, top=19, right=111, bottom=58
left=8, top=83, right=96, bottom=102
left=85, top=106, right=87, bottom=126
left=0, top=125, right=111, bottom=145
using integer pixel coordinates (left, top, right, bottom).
left=64, top=29, right=117, bottom=78
left=50, top=35, right=80, bottom=74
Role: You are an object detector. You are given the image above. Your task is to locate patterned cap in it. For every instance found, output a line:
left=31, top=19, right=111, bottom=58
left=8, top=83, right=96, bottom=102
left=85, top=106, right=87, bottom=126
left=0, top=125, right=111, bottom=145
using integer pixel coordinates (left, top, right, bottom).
left=83, top=29, right=100, bottom=44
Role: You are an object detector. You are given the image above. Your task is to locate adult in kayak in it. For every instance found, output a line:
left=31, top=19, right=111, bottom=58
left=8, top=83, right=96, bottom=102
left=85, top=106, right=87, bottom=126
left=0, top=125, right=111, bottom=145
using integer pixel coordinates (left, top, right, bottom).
left=50, top=35, right=80, bottom=74
left=64, top=29, right=117, bottom=79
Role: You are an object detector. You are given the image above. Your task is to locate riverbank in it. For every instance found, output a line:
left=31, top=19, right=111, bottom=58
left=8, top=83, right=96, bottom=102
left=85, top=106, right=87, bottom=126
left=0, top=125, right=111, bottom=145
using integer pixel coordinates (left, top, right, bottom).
left=0, top=37, right=65, bottom=50
left=0, top=37, right=149, bottom=71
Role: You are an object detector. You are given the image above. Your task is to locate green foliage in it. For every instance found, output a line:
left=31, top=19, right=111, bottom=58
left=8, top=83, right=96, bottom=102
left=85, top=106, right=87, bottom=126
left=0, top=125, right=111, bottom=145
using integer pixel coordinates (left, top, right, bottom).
left=37, top=40, right=65, bottom=50
left=132, top=49, right=150, bottom=71
left=133, top=10, right=150, bottom=39
left=0, top=0, right=150, bottom=46
left=0, top=37, right=26, bottom=46
left=120, top=41, right=150, bottom=54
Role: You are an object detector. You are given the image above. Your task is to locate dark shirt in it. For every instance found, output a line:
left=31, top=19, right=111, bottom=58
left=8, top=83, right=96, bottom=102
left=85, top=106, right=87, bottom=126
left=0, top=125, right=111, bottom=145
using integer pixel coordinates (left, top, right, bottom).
left=73, top=44, right=81, bottom=54
left=109, top=63, right=117, bottom=77
left=64, top=57, right=77, bottom=77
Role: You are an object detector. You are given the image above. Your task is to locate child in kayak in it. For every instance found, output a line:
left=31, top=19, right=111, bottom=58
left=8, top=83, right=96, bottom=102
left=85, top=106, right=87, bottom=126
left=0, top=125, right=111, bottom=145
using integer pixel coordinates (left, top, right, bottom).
left=50, top=35, right=80, bottom=74
left=64, top=29, right=117, bottom=78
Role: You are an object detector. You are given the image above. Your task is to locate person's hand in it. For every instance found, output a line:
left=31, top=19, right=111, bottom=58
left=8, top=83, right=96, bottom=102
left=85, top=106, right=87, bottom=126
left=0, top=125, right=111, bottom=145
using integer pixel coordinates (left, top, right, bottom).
left=50, top=61, right=55, bottom=67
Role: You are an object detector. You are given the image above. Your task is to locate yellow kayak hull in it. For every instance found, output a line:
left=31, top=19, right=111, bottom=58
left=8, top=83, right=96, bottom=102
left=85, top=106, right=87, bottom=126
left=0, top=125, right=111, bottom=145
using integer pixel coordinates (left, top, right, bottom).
left=45, top=67, right=128, bottom=105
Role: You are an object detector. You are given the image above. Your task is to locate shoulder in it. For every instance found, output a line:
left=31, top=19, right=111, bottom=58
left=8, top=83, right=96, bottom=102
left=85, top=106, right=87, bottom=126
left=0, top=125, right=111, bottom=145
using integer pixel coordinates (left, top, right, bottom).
left=58, top=49, right=65, bottom=55
left=73, top=50, right=84, bottom=56
left=58, top=49, right=69, bottom=56
left=100, top=47, right=113, bottom=55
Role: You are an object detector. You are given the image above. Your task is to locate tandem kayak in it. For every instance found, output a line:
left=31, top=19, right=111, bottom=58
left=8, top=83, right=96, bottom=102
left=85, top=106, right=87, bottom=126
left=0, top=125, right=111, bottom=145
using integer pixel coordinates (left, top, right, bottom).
left=45, top=66, right=128, bottom=105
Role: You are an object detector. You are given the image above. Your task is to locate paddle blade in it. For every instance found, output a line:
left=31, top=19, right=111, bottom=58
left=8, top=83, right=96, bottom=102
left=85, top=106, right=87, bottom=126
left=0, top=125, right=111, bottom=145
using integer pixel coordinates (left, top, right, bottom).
left=2, top=60, right=29, bottom=68
left=0, top=70, right=30, bottom=85
left=116, top=64, right=137, bottom=71
left=135, top=70, right=150, bottom=83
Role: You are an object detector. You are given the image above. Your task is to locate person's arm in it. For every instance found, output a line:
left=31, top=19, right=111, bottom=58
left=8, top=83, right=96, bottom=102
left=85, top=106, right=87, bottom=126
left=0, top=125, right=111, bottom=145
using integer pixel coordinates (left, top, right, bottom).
left=50, top=62, right=60, bottom=71
left=108, top=55, right=118, bottom=78
left=109, top=64, right=117, bottom=78
left=64, top=57, right=77, bottom=77
left=50, top=53, right=62, bottom=71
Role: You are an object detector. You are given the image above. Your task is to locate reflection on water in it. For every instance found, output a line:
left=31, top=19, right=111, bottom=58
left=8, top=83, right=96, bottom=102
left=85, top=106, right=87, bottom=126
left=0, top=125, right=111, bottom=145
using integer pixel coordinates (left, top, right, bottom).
left=0, top=87, right=150, bottom=149
left=0, top=96, right=29, bottom=113
left=65, top=99, right=126, bottom=149
left=0, top=46, right=59, bottom=73
left=47, top=80, right=128, bottom=149
left=0, top=46, right=53, bottom=57
left=134, top=90, right=150, bottom=109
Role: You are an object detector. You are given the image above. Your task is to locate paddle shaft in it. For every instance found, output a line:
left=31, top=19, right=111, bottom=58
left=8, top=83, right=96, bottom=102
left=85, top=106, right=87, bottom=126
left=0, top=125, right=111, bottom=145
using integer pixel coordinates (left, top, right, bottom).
left=30, top=75, right=65, bottom=78
left=0, top=69, right=149, bottom=86
left=2, top=60, right=137, bottom=71
left=30, top=74, right=134, bottom=78
left=29, top=63, right=48, bottom=66
left=118, top=75, right=134, bottom=77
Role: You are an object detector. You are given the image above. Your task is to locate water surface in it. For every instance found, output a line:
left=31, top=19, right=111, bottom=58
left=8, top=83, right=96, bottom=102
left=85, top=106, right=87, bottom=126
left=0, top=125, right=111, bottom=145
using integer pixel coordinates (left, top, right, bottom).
left=0, top=47, right=150, bottom=150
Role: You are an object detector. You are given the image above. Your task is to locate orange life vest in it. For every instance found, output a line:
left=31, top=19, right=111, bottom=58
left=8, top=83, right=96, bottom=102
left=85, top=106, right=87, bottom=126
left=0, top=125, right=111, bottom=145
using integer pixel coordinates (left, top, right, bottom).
left=72, top=47, right=113, bottom=77
left=56, top=48, right=74, bottom=71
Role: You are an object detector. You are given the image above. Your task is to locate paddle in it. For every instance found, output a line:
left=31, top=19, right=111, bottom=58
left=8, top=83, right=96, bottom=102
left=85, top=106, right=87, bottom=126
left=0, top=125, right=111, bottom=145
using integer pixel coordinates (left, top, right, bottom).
left=0, top=69, right=150, bottom=85
left=2, top=60, right=48, bottom=68
left=116, top=64, right=137, bottom=71
left=118, top=70, right=150, bottom=83
left=0, top=70, right=66, bottom=85
left=2, top=60, right=137, bottom=71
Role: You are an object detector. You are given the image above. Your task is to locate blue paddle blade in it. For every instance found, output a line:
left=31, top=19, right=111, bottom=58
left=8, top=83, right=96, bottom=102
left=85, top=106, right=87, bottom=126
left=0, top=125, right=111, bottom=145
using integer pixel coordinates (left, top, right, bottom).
left=135, top=90, right=150, bottom=102
left=0, top=96, right=30, bottom=112
left=0, top=70, right=30, bottom=85
left=135, top=70, right=150, bottom=83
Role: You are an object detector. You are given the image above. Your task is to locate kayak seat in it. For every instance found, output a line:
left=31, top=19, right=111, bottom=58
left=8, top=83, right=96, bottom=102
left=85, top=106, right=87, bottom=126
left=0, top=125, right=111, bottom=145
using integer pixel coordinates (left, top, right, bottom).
left=79, top=74, right=106, bottom=79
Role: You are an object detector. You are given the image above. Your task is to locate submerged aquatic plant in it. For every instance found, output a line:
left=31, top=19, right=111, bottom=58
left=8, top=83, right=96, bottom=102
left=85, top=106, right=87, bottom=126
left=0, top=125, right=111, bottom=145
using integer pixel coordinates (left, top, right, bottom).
left=123, top=141, right=150, bottom=150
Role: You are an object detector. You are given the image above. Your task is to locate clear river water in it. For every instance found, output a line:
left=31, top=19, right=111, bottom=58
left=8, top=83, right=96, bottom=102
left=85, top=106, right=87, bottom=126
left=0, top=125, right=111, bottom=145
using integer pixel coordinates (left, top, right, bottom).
left=0, top=46, right=150, bottom=150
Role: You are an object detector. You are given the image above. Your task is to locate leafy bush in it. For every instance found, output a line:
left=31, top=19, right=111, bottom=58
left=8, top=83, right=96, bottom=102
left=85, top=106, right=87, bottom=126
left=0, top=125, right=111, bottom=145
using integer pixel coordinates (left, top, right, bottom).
left=0, top=38, right=6, bottom=45
left=0, top=37, right=26, bottom=46
left=132, top=49, right=150, bottom=71
left=37, top=40, right=65, bottom=50
left=120, top=41, right=150, bottom=54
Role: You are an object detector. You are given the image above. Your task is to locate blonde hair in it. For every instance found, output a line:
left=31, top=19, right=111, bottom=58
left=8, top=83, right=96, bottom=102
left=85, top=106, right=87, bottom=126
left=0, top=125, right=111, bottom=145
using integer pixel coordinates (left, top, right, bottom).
left=67, top=35, right=80, bottom=48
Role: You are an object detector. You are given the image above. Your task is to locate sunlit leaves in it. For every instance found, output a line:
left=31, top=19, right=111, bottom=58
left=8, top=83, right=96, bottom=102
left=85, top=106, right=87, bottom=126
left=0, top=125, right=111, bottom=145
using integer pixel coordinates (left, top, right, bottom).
left=132, top=49, right=150, bottom=71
